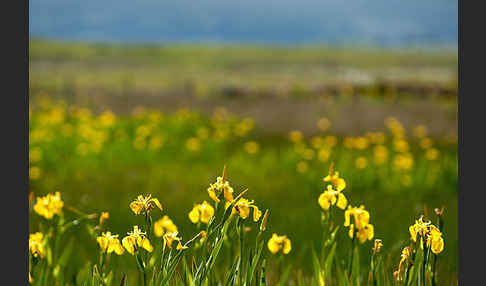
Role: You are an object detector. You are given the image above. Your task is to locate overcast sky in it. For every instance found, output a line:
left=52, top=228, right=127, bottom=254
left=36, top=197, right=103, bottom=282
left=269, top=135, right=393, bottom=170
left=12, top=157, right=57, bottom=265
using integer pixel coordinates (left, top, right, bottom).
left=30, top=0, right=457, bottom=47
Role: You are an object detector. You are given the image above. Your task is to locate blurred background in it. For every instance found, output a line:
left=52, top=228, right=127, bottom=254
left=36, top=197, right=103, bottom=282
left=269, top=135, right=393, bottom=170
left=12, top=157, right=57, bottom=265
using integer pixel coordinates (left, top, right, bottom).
left=29, top=0, right=457, bottom=283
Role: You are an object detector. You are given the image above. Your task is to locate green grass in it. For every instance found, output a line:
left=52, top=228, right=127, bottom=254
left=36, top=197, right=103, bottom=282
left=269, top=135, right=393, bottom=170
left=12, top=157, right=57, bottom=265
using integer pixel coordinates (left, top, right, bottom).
left=29, top=96, right=457, bottom=285
left=29, top=39, right=458, bottom=99
left=30, top=38, right=457, bottom=68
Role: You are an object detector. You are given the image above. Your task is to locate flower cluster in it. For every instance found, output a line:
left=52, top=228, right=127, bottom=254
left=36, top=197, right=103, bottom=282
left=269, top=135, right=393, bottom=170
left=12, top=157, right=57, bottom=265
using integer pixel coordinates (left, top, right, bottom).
left=188, top=201, right=215, bottom=224
left=33, top=192, right=64, bottom=219
left=227, top=197, right=262, bottom=222
left=207, top=175, right=234, bottom=203
left=97, top=232, right=125, bottom=255
left=318, top=164, right=348, bottom=211
left=154, top=215, right=179, bottom=237
left=29, top=232, right=46, bottom=258
left=129, top=194, right=163, bottom=215
left=163, top=231, right=188, bottom=250
left=121, top=225, right=153, bottom=255
left=344, top=205, right=374, bottom=243
left=409, top=216, right=444, bottom=254
left=267, top=233, right=292, bottom=255
left=394, top=246, right=412, bottom=281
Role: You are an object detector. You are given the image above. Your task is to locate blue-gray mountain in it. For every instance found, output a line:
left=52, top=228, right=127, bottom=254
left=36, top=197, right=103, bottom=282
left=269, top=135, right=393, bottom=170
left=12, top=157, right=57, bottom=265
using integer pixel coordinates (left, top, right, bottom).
left=29, top=0, right=457, bottom=47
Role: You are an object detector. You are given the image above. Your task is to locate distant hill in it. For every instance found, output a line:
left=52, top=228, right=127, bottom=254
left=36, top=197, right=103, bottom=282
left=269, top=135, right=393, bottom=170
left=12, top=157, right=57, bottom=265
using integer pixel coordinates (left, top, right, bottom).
left=29, top=0, right=457, bottom=47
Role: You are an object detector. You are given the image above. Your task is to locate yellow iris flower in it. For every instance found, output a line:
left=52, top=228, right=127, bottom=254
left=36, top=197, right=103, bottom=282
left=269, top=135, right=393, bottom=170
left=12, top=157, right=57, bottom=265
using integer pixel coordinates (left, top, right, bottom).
left=267, top=233, right=291, bottom=254
left=226, top=197, right=262, bottom=222
left=97, top=232, right=125, bottom=255
left=129, top=194, right=163, bottom=215
left=318, top=185, right=348, bottom=211
left=344, top=205, right=370, bottom=229
left=395, top=246, right=412, bottom=281
left=29, top=232, right=46, bottom=258
left=372, top=239, right=383, bottom=254
left=409, top=217, right=444, bottom=254
left=33, top=192, right=64, bottom=220
left=188, top=201, right=215, bottom=224
left=99, top=212, right=110, bottom=225
left=207, top=176, right=234, bottom=203
left=122, top=226, right=153, bottom=255
left=409, top=216, right=431, bottom=242
left=347, top=223, right=374, bottom=243
left=163, top=232, right=188, bottom=250
left=154, top=215, right=179, bottom=237
left=428, top=226, right=444, bottom=254
left=323, top=164, right=346, bottom=191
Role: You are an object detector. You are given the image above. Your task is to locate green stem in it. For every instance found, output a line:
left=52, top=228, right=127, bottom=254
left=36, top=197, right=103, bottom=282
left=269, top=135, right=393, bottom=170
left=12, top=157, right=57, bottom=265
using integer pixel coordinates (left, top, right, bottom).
left=370, top=254, right=378, bottom=286
left=430, top=254, right=437, bottom=286
left=404, top=242, right=417, bottom=286
left=239, top=219, right=245, bottom=286
left=41, top=259, right=48, bottom=286
left=421, top=240, right=427, bottom=286
left=348, top=228, right=357, bottom=277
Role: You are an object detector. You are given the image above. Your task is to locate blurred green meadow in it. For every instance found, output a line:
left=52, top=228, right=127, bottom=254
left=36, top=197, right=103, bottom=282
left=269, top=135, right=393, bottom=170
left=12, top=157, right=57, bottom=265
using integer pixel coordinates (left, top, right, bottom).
left=29, top=40, right=457, bottom=285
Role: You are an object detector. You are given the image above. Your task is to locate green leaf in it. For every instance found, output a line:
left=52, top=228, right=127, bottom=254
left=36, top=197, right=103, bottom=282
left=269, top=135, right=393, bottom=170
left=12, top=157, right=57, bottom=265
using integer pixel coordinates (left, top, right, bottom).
left=410, top=245, right=424, bottom=286
left=120, top=273, right=128, bottom=286
left=57, top=238, right=75, bottom=267
left=224, top=256, right=240, bottom=286
left=337, top=265, right=351, bottom=286
left=351, top=246, right=360, bottom=286
left=276, top=264, right=292, bottom=286
left=259, top=259, right=267, bottom=286
left=91, top=265, right=102, bottom=286
left=247, top=240, right=265, bottom=285
left=311, top=246, right=325, bottom=286
left=159, top=250, right=185, bottom=286
left=324, top=241, right=337, bottom=284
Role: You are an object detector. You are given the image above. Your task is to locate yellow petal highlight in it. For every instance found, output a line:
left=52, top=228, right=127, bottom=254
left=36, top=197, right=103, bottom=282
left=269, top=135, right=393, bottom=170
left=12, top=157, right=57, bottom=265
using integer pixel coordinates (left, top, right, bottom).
left=151, top=198, right=163, bottom=211
left=129, top=201, right=144, bottom=215
left=122, top=237, right=135, bottom=255
left=188, top=206, right=200, bottom=224
left=267, top=233, right=292, bottom=255
left=336, top=193, right=348, bottom=210
left=141, top=237, right=153, bottom=252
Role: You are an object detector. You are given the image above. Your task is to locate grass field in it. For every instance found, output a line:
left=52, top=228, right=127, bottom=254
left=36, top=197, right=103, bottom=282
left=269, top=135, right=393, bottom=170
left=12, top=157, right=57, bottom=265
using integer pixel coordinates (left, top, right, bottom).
left=29, top=40, right=457, bottom=285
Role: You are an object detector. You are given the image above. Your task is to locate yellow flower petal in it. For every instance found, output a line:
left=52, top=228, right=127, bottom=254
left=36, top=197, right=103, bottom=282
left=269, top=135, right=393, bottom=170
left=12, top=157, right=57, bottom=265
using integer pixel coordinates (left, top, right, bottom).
left=198, top=201, right=214, bottom=224
left=267, top=234, right=280, bottom=254
left=409, top=225, right=417, bottom=242
left=237, top=205, right=250, bottom=219
left=208, top=188, right=220, bottom=203
left=129, top=201, right=144, bottom=215
left=431, top=237, right=444, bottom=254
left=336, top=193, right=348, bottom=210
left=318, top=192, right=331, bottom=211
left=252, top=206, right=262, bottom=222
left=114, top=241, right=125, bottom=255
left=188, top=206, right=200, bottom=224
left=224, top=187, right=234, bottom=202
left=366, top=224, right=374, bottom=241
left=150, top=198, right=163, bottom=211
left=141, top=237, right=153, bottom=252
left=99, top=212, right=110, bottom=225
left=283, top=238, right=292, bottom=254
left=336, top=178, right=346, bottom=192
left=344, top=208, right=351, bottom=226
left=122, top=237, right=135, bottom=255
left=176, top=241, right=188, bottom=250
left=348, top=224, right=355, bottom=239
left=97, top=237, right=109, bottom=252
